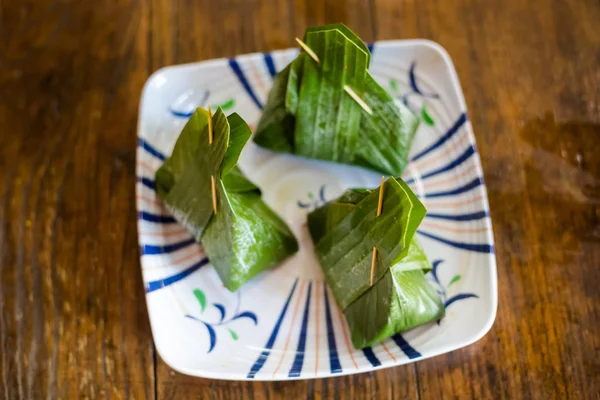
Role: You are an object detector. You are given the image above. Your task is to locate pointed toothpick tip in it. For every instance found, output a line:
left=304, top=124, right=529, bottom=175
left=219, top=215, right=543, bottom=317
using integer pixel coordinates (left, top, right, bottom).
left=295, top=37, right=320, bottom=64
left=370, top=247, right=377, bottom=286
left=211, top=175, right=217, bottom=214
left=207, top=105, right=213, bottom=145
left=343, top=85, right=373, bottom=115
left=377, top=176, right=385, bottom=216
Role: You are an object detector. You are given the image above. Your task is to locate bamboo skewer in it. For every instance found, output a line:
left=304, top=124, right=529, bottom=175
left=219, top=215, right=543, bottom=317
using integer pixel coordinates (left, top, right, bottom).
left=377, top=176, right=385, bottom=216
left=343, top=85, right=373, bottom=115
left=370, top=247, right=377, bottom=286
left=295, top=38, right=320, bottom=63
left=370, top=176, right=386, bottom=286
left=208, top=106, right=217, bottom=214
left=211, top=175, right=217, bottom=214
left=207, top=105, right=213, bottom=144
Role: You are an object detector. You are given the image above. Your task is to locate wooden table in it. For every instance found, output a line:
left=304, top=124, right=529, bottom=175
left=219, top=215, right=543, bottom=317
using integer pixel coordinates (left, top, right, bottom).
left=1, top=0, right=599, bottom=398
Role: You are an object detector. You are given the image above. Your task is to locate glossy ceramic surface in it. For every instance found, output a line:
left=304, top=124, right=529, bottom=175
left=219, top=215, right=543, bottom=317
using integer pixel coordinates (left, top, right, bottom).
left=136, top=40, right=497, bottom=380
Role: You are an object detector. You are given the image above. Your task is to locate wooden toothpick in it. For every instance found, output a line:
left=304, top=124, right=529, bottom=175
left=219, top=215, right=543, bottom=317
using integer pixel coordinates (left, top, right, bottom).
left=377, top=176, right=385, bottom=216
left=207, top=105, right=213, bottom=144
left=295, top=38, right=320, bottom=63
left=370, top=247, right=377, bottom=286
left=207, top=106, right=217, bottom=214
left=370, top=177, right=386, bottom=286
left=343, top=85, right=373, bottom=115
left=211, top=175, right=217, bottom=214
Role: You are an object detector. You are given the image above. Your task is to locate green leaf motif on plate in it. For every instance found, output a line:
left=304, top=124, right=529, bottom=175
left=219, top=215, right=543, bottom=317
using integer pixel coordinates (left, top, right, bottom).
left=228, top=329, right=239, bottom=340
left=421, top=103, right=435, bottom=126
left=218, top=98, right=235, bottom=110
left=193, top=289, right=207, bottom=313
left=448, top=274, right=461, bottom=286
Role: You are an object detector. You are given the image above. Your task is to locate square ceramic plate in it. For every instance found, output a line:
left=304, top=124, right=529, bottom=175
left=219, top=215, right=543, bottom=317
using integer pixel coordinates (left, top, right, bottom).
left=136, top=40, right=497, bottom=380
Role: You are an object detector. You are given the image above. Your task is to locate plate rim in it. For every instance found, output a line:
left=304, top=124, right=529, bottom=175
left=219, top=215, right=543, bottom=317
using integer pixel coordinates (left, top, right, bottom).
left=137, top=38, right=498, bottom=380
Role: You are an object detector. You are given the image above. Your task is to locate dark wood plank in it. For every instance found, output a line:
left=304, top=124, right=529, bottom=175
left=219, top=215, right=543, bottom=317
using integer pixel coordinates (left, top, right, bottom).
left=156, top=361, right=417, bottom=400
left=372, top=0, right=600, bottom=399
left=0, top=0, right=155, bottom=398
left=1, top=0, right=599, bottom=398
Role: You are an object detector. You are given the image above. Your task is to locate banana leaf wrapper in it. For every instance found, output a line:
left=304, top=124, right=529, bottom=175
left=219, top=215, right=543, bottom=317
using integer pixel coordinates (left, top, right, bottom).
left=254, top=23, right=420, bottom=176
left=307, top=178, right=444, bottom=348
left=155, top=108, right=298, bottom=291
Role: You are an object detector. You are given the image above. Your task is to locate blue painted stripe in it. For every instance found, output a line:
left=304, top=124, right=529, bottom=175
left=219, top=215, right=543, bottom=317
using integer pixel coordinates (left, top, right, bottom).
left=405, top=146, right=475, bottom=184
left=425, top=177, right=483, bottom=198
left=184, top=316, right=217, bottom=352
left=411, top=113, right=467, bottom=162
left=420, top=145, right=474, bottom=180
left=444, top=293, right=479, bottom=309
left=417, top=230, right=494, bottom=253
left=264, top=53, right=277, bottom=78
left=145, top=257, right=210, bottom=293
left=169, top=108, right=194, bottom=118
left=138, top=138, right=166, bottom=161
left=408, top=62, right=440, bottom=98
left=228, top=58, right=263, bottom=110
left=141, top=238, right=196, bottom=255
left=138, top=211, right=176, bottom=224
left=362, top=347, right=381, bottom=367
left=289, top=282, right=313, bottom=377
left=409, top=62, right=420, bottom=94
left=247, top=279, right=299, bottom=379
left=426, top=210, right=489, bottom=221
left=391, top=334, right=421, bottom=359
left=169, top=91, right=210, bottom=118
left=137, top=177, right=155, bottom=190
left=323, top=285, right=342, bottom=374
left=366, top=43, right=374, bottom=54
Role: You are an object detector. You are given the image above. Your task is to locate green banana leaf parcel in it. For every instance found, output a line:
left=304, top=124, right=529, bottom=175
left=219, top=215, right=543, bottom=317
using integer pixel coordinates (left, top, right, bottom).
left=307, top=177, right=444, bottom=348
left=155, top=107, right=298, bottom=292
left=254, top=23, right=420, bottom=176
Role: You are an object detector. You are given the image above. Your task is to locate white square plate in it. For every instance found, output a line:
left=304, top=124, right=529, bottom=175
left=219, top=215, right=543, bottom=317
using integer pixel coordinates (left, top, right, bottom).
left=136, top=40, right=497, bottom=380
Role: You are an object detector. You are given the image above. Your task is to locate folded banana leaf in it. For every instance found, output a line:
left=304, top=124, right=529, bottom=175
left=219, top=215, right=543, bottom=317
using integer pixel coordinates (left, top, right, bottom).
left=307, top=178, right=444, bottom=348
left=344, top=240, right=445, bottom=348
left=308, top=177, right=426, bottom=308
left=155, top=108, right=298, bottom=291
left=254, top=23, right=420, bottom=176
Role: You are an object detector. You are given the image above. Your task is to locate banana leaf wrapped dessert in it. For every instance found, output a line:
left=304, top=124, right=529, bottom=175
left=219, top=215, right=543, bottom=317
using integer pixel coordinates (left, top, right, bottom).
left=307, top=177, right=444, bottom=348
left=254, top=23, right=420, bottom=176
left=155, top=107, right=298, bottom=291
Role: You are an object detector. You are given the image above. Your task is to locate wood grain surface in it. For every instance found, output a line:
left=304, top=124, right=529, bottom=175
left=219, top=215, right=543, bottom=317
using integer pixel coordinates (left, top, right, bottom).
left=1, top=0, right=599, bottom=398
